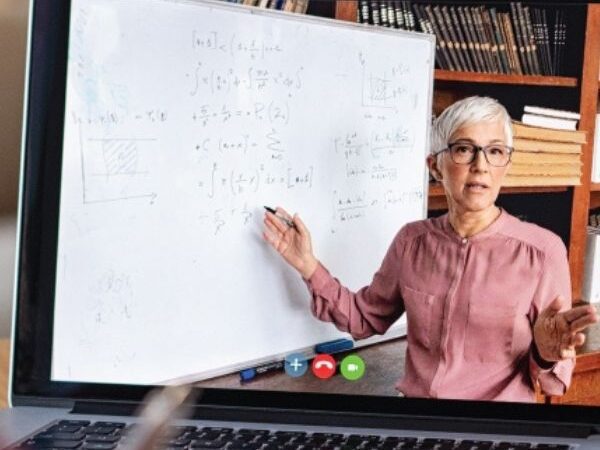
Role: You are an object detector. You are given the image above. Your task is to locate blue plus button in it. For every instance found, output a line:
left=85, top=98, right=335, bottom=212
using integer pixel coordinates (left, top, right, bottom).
left=284, top=353, right=308, bottom=378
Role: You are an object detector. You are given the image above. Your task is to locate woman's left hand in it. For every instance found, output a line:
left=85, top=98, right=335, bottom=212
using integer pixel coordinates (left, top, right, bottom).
left=533, top=296, right=599, bottom=363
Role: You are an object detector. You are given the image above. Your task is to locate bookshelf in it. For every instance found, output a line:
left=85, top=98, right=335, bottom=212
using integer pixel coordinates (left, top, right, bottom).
left=434, top=70, right=577, bottom=87
left=334, top=2, right=600, bottom=302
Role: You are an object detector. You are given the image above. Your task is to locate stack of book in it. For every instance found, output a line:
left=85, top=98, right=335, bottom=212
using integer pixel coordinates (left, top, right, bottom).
left=225, top=0, right=310, bottom=13
left=521, top=105, right=580, bottom=131
left=505, top=121, right=585, bottom=187
left=357, top=1, right=567, bottom=76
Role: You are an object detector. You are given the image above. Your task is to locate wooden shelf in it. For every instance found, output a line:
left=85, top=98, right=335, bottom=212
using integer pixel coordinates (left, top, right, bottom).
left=434, top=70, right=578, bottom=87
left=428, top=184, right=569, bottom=197
left=591, top=183, right=600, bottom=191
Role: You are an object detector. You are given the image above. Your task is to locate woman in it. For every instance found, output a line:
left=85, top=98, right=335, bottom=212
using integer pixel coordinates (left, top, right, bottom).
left=263, top=96, right=598, bottom=402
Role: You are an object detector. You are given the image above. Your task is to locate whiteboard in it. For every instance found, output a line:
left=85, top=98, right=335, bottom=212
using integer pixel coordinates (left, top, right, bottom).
left=51, top=0, right=434, bottom=385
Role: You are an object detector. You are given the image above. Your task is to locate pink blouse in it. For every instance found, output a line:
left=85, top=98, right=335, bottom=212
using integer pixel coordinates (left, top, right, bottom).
left=306, top=209, right=574, bottom=402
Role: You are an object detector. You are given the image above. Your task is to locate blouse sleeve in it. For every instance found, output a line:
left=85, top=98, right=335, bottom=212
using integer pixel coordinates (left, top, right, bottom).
left=305, top=232, right=405, bottom=340
left=527, top=237, right=575, bottom=396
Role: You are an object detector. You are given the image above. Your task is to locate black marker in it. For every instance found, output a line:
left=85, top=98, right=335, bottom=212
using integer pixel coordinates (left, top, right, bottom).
left=264, top=206, right=297, bottom=230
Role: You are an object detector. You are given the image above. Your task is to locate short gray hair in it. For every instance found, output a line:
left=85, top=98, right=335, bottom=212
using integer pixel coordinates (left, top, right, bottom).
left=430, top=96, right=513, bottom=154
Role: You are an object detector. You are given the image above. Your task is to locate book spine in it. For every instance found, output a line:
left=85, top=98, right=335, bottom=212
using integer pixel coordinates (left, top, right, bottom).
left=387, top=1, right=396, bottom=28
left=474, top=7, right=493, bottom=73
left=379, top=0, right=389, bottom=27
left=461, top=6, right=484, bottom=73
left=490, top=8, right=509, bottom=74
left=358, top=0, right=369, bottom=23
left=532, top=9, right=548, bottom=75
left=417, top=5, right=447, bottom=69
left=449, top=6, right=474, bottom=72
left=402, top=1, right=411, bottom=31
left=482, top=8, right=501, bottom=73
left=516, top=2, right=537, bottom=75
left=523, top=6, right=541, bottom=75
left=395, top=1, right=405, bottom=29
left=510, top=2, right=530, bottom=75
left=405, top=1, right=416, bottom=31
left=502, top=12, right=523, bottom=75
left=552, top=10, right=560, bottom=75
left=432, top=5, right=461, bottom=71
left=556, top=11, right=567, bottom=75
left=457, top=6, right=480, bottom=72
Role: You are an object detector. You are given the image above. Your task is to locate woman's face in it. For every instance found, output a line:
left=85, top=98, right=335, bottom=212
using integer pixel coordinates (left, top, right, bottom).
left=428, top=120, right=510, bottom=215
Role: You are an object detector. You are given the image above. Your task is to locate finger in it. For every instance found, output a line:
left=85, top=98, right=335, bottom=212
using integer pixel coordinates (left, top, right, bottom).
left=568, top=332, right=586, bottom=347
left=563, top=304, right=597, bottom=323
left=545, top=295, right=566, bottom=315
left=292, top=214, right=310, bottom=238
left=568, top=313, right=600, bottom=333
left=560, top=347, right=576, bottom=359
left=265, top=211, right=288, bottom=234
left=275, top=206, right=293, bottom=221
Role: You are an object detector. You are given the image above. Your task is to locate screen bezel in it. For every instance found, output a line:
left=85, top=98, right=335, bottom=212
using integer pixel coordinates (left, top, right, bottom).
left=12, top=0, right=600, bottom=427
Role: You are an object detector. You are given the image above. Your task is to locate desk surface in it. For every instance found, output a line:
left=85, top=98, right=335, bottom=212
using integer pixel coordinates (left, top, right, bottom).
left=198, top=337, right=407, bottom=396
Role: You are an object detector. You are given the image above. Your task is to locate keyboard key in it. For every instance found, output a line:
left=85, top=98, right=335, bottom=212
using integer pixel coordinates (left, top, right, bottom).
left=190, top=439, right=227, bottom=448
left=33, top=432, right=85, bottom=441
left=85, top=435, right=121, bottom=443
left=47, top=424, right=83, bottom=434
left=93, top=422, right=125, bottom=428
left=495, top=443, right=532, bottom=450
left=533, top=446, right=569, bottom=450
left=238, top=429, right=270, bottom=436
left=21, top=439, right=82, bottom=448
left=456, top=440, right=494, bottom=450
left=81, top=444, right=117, bottom=450
left=58, top=420, right=91, bottom=427
left=83, top=426, right=118, bottom=435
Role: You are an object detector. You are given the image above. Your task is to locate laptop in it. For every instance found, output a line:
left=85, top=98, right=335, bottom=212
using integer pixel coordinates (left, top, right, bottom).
left=2, top=0, right=600, bottom=448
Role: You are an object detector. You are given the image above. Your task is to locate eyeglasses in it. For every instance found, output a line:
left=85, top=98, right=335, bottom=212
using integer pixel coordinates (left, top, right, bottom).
left=433, top=142, right=513, bottom=167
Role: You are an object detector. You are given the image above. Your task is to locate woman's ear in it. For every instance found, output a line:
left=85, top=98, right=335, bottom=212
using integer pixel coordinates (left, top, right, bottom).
left=426, top=155, right=443, bottom=181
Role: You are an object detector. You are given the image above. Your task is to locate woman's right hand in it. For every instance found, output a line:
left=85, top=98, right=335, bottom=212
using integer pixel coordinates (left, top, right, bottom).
left=263, top=207, right=318, bottom=280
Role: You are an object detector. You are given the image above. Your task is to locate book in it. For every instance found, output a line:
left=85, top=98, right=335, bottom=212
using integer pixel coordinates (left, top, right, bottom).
left=507, top=163, right=581, bottom=177
left=501, top=12, right=523, bottom=75
left=489, top=8, right=508, bottom=74
left=523, top=106, right=581, bottom=120
left=449, top=6, right=474, bottom=72
left=521, top=113, right=578, bottom=131
left=503, top=174, right=581, bottom=186
left=433, top=5, right=461, bottom=71
left=523, top=6, right=541, bottom=75
left=512, top=121, right=586, bottom=144
left=358, top=0, right=369, bottom=23
left=511, top=151, right=581, bottom=165
left=510, top=2, right=530, bottom=75
left=424, top=5, right=454, bottom=71
left=442, top=6, right=468, bottom=71
left=293, top=0, right=308, bottom=14
left=512, top=138, right=581, bottom=154
left=458, top=6, right=482, bottom=72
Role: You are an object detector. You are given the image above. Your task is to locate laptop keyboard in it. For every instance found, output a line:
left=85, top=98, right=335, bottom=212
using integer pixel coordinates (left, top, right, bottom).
left=15, top=420, right=571, bottom=450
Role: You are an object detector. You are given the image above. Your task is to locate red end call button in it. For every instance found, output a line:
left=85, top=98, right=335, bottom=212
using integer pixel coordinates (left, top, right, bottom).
left=311, top=354, right=336, bottom=379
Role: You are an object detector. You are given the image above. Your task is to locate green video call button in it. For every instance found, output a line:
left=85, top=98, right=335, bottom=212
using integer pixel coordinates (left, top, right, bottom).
left=340, top=354, right=365, bottom=381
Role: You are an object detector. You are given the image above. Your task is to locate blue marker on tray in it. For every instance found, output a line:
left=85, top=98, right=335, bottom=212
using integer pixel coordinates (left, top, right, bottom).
left=240, top=360, right=285, bottom=382
left=314, top=338, right=354, bottom=354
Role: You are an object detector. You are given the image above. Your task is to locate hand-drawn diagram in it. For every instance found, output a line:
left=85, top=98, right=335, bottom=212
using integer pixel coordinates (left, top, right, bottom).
left=80, top=135, right=158, bottom=204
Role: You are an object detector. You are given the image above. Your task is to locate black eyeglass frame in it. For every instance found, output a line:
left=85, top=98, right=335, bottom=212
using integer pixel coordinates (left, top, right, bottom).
left=432, top=142, right=514, bottom=167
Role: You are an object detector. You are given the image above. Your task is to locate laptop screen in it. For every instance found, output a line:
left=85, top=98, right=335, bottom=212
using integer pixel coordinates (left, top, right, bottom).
left=13, top=0, right=600, bottom=424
